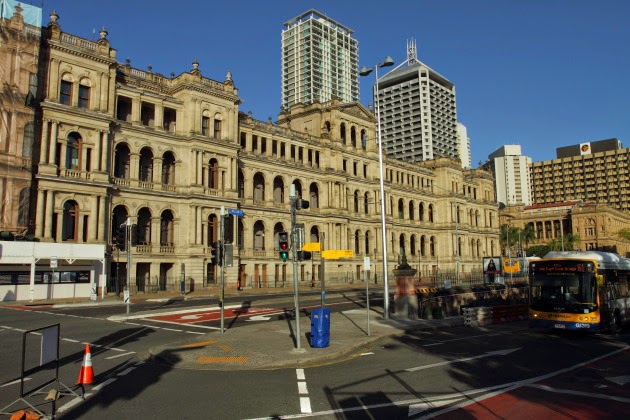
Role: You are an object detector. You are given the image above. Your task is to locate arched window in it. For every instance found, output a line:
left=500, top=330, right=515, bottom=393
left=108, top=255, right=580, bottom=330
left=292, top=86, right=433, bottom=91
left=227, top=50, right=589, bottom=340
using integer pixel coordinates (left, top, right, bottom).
left=238, top=170, right=245, bottom=198
left=428, top=204, right=434, bottom=223
left=430, top=236, right=436, bottom=257
left=208, top=214, right=219, bottom=244
left=160, top=210, right=174, bottom=246
left=364, top=231, right=371, bottom=255
left=350, top=126, right=357, bottom=148
left=354, top=230, right=360, bottom=254
left=361, top=129, right=367, bottom=150
left=364, top=192, right=369, bottom=214
left=340, top=123, right=346, bottom=145
left=139, top=147, right=154, bottom=182
left=398, top=199, right=404, bottom=219
left=354, top=190, right=359, bottom=213
left=137, top=208, right=152, bottom=245
left=162, top=151, right=176, bottom=185
left=410, top=234, right=417, bottom=256
left=309, top=183, right=319, bottom=209
left=62, top=200, right=79, bottom=241
left=111, top=205, right=128, bottom=245
left=420, top=236, right=426, bottom=257
left=253, top=220, right=265, bottom=250
left=408, top=200, right=415, bottom=221
left=419, top=203, right=425, bottom=221
left=114, top=143, right=130, bottom=179
left=273, top=176, right=285, bottom=204
left=253, top=172, right=265, bottom=202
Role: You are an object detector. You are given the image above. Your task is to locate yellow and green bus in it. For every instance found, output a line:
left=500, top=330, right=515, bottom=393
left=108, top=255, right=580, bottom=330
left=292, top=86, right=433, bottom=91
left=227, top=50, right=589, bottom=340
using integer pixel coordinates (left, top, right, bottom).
left=529, top=251, right=630, bottom=333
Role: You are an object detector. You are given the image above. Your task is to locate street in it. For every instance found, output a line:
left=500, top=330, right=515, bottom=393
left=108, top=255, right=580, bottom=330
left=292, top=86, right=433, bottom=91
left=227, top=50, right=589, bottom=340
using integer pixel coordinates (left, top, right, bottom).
left=1, top=292, right=629, bottom=419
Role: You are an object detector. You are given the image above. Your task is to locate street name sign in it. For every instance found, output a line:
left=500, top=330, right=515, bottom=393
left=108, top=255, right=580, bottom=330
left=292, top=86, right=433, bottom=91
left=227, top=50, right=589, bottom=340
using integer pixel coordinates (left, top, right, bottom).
left=321, top=250, right=354, bottom=259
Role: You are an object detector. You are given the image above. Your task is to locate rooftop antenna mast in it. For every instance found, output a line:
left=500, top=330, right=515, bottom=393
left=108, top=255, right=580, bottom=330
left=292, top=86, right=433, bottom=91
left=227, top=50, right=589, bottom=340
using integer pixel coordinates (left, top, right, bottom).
left=407, top=38, right=419, bottom=65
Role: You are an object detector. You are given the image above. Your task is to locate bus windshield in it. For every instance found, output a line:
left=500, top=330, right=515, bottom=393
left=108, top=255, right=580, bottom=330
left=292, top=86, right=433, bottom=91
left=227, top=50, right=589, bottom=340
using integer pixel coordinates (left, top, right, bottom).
left=529, top=261, right=597, bottom=313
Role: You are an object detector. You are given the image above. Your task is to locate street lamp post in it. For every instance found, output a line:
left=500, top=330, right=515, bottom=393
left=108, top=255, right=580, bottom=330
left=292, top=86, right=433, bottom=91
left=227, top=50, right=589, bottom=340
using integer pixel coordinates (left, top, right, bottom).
left=360, top=56, right=394, bottom=319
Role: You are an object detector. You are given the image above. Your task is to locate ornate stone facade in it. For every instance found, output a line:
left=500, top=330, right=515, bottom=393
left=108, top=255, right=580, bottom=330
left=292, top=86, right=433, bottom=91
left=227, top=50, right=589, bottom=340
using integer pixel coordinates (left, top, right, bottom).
left=8, top=11, right=500, bottom=291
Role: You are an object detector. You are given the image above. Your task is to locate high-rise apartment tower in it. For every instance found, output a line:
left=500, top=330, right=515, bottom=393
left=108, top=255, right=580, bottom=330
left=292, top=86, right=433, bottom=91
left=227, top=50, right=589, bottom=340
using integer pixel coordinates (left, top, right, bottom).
left=488, top=145, right=532, bottom=206
left=281, top=10, right=359, bottom=111
left=373, top=40, right=459, bottom=163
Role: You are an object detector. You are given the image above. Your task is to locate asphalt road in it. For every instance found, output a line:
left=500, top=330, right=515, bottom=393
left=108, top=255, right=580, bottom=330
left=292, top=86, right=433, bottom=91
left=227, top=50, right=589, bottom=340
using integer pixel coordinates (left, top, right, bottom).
left=1, top=295, right=629, bottom=419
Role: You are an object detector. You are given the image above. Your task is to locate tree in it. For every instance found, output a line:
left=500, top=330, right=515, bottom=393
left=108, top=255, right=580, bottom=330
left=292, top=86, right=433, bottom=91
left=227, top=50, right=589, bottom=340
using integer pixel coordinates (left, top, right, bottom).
left=521, top=224, right=536, bottom=246
left=617, top=228, right=630, bottom=242
left=500, top=224, right=520, bottom=256
left=527, top=244, right=551, bottom=258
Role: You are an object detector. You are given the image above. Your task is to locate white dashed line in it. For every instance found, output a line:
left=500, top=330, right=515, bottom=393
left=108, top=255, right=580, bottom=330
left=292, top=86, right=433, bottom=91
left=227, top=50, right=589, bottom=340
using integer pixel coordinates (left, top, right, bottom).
left=296, top=368, right=312, bottom=413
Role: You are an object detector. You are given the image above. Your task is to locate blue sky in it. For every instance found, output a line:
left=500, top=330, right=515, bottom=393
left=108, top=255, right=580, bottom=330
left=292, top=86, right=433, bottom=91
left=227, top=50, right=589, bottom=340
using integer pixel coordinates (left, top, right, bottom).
left=44, top=0, right=629, bottom=165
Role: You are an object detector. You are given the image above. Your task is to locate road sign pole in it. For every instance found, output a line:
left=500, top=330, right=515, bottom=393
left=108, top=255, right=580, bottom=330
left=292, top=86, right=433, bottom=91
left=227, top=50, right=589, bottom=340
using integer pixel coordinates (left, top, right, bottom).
left=364, top=257, right=371, bottom=336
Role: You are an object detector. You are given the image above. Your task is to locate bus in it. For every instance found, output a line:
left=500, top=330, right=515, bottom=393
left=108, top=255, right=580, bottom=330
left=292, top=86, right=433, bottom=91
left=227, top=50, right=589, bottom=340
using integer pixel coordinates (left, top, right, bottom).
left=528, top=251, right=630, bottom=333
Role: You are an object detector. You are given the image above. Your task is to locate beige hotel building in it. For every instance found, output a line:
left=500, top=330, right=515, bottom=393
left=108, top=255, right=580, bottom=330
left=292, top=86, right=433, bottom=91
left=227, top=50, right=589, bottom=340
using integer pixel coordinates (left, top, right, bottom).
left=1, top=8, right=500, bottom=294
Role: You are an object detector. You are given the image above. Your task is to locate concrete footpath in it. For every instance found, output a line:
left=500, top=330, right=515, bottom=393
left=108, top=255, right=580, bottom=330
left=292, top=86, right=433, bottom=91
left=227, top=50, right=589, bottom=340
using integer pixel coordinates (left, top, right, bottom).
left=5, top=285, right=465, bottom=371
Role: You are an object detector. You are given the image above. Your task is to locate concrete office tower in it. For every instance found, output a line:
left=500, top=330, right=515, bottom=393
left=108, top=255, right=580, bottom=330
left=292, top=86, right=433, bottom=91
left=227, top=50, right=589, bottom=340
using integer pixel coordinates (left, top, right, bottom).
left=281, top=10, right=359, bottom=112
left=457, top=122, right=471, bottom=169
left=374, top=39, right=458, bottom=163
left=531, top=138, right=630, bottom=211
left=488, top=145, right=532, bottom=206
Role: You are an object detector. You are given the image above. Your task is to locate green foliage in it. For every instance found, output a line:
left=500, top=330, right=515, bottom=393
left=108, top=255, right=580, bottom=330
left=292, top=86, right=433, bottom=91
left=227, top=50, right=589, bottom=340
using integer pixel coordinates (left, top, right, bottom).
left=617, top=228, right=630, bottom=242
left=526, top=244, right=551, bottom=258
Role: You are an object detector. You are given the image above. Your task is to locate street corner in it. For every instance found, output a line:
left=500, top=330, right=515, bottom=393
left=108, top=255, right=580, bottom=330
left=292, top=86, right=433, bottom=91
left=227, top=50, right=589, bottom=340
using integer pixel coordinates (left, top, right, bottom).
left=148, top=335, right=254, bottom=370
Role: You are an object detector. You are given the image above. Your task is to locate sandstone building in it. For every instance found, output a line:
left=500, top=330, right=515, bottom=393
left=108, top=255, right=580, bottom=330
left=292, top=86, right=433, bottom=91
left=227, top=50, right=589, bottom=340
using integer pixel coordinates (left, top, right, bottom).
left=2, top=9, right=500, bottom=295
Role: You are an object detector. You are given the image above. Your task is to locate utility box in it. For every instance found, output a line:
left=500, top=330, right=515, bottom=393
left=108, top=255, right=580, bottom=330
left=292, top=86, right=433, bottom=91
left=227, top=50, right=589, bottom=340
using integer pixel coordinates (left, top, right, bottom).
left=310, top=308, right=331, bottom=348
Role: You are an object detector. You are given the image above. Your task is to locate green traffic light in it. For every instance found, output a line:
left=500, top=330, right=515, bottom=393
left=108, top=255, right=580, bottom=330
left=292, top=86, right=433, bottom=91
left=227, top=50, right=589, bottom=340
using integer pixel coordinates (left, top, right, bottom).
left=280, top=251, right=289, bottom=260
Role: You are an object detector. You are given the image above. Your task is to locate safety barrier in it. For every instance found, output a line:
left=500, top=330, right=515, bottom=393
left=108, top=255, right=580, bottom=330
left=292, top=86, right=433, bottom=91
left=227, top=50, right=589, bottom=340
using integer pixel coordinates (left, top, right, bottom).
left=463, top=305, right=528, bottom=327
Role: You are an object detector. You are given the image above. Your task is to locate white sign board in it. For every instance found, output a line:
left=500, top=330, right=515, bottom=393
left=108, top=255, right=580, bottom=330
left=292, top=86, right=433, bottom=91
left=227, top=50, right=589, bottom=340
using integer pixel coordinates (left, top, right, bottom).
left=50, top=256, right=57, bottom=269
left=363, top=257, right=370, bottom=270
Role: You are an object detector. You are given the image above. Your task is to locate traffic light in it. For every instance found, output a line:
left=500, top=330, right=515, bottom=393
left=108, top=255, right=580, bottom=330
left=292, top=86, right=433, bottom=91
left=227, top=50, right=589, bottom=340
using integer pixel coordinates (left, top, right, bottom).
left=279, top=231, right=289, bottom=261
left=297, top=250, right=312, bottom=261
left=115, top=224, right=126, bottom=251
left=211, top=241, right=222, bottom=265
left=296, top=199, right=309, bottom=210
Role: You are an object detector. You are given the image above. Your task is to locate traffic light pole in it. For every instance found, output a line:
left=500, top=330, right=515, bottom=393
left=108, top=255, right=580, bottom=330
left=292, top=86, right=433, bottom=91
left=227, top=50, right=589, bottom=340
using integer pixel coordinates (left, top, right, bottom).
left=290, top=194, right=302, bottom=351
left=220, top=207, right=225, bottom=334
left=125, top=218, right=131, bottom=315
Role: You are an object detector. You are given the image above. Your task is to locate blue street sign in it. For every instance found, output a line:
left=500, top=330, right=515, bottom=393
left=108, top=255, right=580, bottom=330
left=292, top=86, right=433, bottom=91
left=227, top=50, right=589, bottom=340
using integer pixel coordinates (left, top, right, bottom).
left=228, top=208, right=245, bottom=217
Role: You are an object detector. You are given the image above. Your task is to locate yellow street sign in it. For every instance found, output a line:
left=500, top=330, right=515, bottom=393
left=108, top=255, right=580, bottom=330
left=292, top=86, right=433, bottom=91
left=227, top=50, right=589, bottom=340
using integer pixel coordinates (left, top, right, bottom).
left=321, top=250, right=354, bottom=259
left=302, top=242, right=321, bottom=252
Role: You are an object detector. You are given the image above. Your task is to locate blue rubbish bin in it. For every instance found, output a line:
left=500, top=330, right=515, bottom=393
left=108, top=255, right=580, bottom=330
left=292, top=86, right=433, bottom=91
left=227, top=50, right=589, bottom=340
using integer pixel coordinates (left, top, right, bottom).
left=310, top=308, right=331, bottom=348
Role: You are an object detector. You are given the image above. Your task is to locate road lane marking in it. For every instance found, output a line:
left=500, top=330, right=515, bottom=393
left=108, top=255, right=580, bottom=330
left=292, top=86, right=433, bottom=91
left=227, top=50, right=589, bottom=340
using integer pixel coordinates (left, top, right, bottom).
left=106, top=352, right=136, bottom=360
left=1, top=378, right=31, bottom=387
left=405, top=348, right=520, bottom=372
left=527, top=383, right=630, bottom=403
left=296, top=368, right=312, bottom=413
left=299, top=397, right=312, bottom=414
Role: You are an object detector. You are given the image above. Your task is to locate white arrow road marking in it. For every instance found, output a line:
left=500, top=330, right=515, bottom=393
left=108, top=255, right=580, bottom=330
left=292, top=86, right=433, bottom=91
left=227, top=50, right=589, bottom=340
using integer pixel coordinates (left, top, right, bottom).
left=405, top=348, right=521, bottom=372
left=245, top=315, right=272, bottom=321
left=180, top=314, right=204, bottom=320
left=606, top=375, right=630, bottom=386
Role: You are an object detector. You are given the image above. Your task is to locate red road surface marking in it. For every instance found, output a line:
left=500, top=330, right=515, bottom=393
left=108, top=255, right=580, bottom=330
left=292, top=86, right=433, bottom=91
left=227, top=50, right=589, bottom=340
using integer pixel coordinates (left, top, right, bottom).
left=149, top=307, right=282, bottom=323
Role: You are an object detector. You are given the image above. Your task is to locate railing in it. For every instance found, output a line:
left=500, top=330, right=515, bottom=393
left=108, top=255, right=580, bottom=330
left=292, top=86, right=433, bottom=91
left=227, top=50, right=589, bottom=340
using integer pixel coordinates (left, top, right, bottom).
left=61, top=33, right=97, bottom=50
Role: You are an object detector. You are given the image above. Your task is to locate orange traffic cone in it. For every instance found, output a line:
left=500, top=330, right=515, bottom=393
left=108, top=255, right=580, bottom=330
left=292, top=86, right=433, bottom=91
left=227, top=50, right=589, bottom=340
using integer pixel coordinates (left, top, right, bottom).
left=77, top=344, right=94, bottom=385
